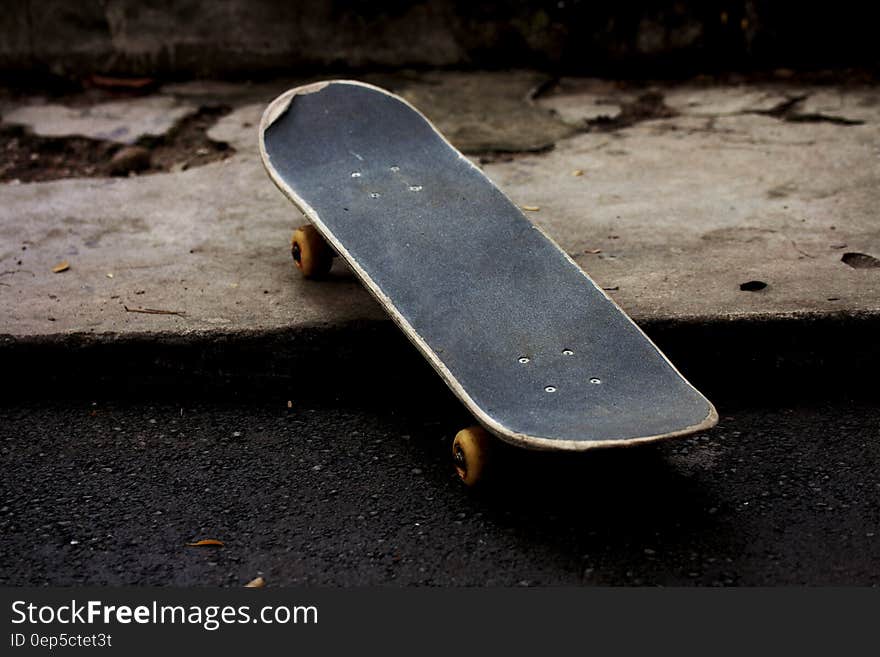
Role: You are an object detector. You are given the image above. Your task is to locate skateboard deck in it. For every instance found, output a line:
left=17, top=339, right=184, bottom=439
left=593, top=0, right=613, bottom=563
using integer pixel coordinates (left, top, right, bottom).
left=260, top=80, right=717, bottom=452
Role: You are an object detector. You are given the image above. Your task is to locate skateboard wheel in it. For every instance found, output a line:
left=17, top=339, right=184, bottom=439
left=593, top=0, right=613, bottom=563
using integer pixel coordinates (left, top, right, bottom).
left=452, top=426, right=492, bottom=486
left=291, top=225, right=333, bottom=278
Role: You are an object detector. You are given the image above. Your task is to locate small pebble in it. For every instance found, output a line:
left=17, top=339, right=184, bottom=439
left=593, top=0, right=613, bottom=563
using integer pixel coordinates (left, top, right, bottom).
left=109, top=146, right=151, bottom=176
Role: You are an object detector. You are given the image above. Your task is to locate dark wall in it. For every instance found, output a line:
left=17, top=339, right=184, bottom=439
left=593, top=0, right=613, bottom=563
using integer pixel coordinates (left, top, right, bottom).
left=1, top=1, right=878, bottom=79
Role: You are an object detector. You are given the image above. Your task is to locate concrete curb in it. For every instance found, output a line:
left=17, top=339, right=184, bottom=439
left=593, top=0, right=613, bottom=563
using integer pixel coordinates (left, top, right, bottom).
left=4, top=310, right=878, bottom=402
left=3, top=73, right=879, bottom=405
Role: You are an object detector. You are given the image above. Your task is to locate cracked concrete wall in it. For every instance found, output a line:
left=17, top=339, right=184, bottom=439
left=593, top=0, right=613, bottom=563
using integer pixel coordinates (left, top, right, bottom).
left=1, top=1, right=878, bottom=79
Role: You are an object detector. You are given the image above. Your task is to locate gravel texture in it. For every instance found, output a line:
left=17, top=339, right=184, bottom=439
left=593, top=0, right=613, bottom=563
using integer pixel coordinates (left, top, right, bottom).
left=1, top=396, right=877, bottom=586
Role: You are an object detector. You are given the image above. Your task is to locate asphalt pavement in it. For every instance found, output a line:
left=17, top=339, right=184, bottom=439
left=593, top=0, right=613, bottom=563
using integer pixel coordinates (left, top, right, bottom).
left=2, top=392, right=878, bottom=586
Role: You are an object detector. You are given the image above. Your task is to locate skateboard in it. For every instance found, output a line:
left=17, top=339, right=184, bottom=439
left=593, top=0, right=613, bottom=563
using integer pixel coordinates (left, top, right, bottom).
left=259, top=80, right=717, bottom=485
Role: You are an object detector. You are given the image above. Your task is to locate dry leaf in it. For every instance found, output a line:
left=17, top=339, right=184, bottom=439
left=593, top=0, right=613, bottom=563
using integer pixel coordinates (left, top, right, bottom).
left=106, top=273, right=114, bottom=279
left=124, top=305, right=186, bottom=316
left=52, top=261, right=70, bottom=273
left=585, top=248, right=602, bottom=254
left=90, top=74, right=155, bottom=90
left=186, top=539, right=224, bottom=547
left=521, top=205, right=540, bottom=212
left=572, top=169, right=584, bottom=177
left=244, top=576, right=265, bottom=588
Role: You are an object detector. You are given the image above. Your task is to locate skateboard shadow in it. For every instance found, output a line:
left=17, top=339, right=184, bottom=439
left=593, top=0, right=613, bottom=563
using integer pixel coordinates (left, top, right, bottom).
left=451, top=437, right=731, bottom=580
left=378, top=369, right=724, bottom=548
left=470, top=444, right=729, bottom=580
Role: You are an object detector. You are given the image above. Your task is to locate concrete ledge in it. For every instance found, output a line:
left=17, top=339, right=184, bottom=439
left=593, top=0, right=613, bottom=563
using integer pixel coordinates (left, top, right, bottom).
left=2, top=72, right=879, bottom=397
left=3, top=311, right=879, bottom=403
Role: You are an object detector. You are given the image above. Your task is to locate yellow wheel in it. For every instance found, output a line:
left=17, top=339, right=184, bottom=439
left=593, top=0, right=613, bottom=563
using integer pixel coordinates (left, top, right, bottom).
left=291, top=225, right=333, bottom=278
left=452, top=426, right=492, bottom=486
